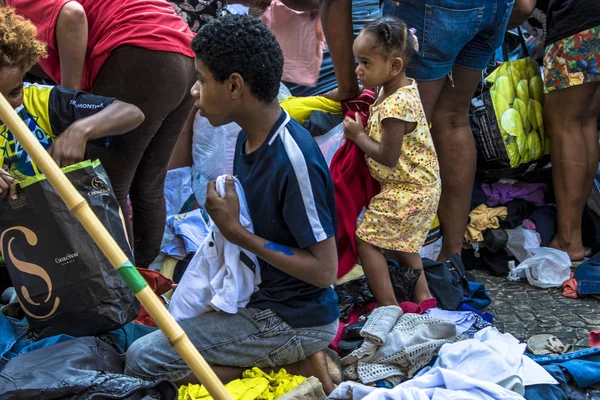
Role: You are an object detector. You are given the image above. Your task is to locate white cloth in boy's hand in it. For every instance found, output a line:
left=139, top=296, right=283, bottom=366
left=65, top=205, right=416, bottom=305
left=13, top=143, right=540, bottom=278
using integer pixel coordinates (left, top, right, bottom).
left=168, top=174, right=260, bottom=320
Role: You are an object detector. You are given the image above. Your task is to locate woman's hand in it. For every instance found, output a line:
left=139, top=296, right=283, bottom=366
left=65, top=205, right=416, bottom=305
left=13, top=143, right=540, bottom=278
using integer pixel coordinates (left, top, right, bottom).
left=343, top=112, right=365, bottom=142
left=0, top=168, right=17, bottom=200
left=49, top=121, right=90, bottom=168
left=323, top=85, right=363, bottom=102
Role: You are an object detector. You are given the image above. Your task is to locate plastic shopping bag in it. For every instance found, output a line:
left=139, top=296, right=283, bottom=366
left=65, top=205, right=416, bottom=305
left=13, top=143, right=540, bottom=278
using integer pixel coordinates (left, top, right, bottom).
left=0, top=160, right=138, bottom=338
left=507, top=247, right=571, bottom=288
left=315, top=123, right=345, bottom=166
left=191, top=112, right=240, bottom=205
left=470, top=57, right=550, bottom=179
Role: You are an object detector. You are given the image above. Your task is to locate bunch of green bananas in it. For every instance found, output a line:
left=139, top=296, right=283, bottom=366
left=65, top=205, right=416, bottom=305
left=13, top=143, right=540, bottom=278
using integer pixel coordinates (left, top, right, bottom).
left=488, top=58, right=549, bottom=167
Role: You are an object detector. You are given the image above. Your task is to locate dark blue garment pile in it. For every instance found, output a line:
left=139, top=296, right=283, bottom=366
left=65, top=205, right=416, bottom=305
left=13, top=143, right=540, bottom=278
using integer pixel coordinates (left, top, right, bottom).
left=461, top=281, right=492, bottom=311
left=0, top=312, right=156, bottom=369
left=525, top=347, right=600, bottom=400
left=0, top=336, right=177, bottom=400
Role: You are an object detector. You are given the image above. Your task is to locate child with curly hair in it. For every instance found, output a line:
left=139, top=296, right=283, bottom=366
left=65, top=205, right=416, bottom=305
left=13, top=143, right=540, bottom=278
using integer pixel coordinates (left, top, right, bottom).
left=0, top=6, right=143, bottom=199
left=344, top=16, right=441, bottom=306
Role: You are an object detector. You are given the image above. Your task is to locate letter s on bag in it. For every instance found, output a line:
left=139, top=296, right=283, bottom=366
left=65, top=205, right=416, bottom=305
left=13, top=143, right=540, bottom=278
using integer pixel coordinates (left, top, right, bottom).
left=0, top=227, right=60, bottom=319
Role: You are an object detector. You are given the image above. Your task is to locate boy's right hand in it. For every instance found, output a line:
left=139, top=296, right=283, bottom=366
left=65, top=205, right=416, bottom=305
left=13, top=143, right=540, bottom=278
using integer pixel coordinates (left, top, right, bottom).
left=0, top=169, right=17, bottom=200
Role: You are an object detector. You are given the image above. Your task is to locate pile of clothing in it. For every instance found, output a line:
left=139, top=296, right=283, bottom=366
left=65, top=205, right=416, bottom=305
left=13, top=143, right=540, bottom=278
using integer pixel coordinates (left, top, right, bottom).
left=463, top=178, right=600, bottom=296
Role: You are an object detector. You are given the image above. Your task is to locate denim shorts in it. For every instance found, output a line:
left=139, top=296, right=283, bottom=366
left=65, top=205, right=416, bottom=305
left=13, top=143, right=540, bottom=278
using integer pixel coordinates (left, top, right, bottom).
left=382, top=0, right=515, bottom=81
left=124, top=308, right=338, bottom=382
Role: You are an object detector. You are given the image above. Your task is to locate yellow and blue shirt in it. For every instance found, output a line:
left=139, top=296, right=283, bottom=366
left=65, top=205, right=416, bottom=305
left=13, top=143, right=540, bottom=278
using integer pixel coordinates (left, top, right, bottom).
left=0, top=83, right=115, bottom=181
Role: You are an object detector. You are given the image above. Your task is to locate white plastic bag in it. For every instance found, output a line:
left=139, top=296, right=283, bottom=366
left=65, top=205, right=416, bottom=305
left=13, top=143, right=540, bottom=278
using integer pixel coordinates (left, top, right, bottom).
left=420, top=237, right=443, bottom=261
left=277, top=82, right=292, bottom=103
left=507, top=247, right=571, bottom=288
left=315, top=123, right=345, bottom=166
left=506, top=227, right=541, bottom=262
left=191, top=112, right=240, bottom=205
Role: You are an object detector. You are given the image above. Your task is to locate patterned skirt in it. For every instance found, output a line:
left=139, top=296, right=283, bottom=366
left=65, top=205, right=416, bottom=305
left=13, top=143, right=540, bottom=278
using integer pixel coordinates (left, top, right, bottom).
left=544, top=25, right=600, bottom=93
left=356, top=181, right=441, bottom=253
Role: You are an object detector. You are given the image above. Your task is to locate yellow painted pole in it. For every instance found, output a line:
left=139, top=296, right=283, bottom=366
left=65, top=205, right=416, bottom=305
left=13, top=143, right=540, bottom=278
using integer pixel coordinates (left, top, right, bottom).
left=0, top=93, right=232, bottom=400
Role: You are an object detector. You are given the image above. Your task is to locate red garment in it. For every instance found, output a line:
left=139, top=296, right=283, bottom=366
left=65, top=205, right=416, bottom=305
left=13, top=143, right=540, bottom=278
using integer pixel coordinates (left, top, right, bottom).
left=590, top=330, right=600, bottom=347
left=8, top=0, right=195, bottom=92
left=399, top=298, right=437, bottom=314
left=331, top=90, right=379, bottom=279
left=341, top=90, right=376, bottom=126
left=134, top=268, right=174, bottom=327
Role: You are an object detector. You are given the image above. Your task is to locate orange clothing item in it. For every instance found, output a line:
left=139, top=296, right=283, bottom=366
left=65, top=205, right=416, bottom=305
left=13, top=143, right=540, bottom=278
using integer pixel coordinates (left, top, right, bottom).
left=261, top=1, right=325, bottom=87
left=8, top=0, right=195, bottom=92
left=562, top=272, right=579, bottom=299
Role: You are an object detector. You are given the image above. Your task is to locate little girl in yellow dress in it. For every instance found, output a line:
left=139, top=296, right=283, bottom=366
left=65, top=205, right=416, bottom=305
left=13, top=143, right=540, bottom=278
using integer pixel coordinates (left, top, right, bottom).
left=343, top=16, right=441, bottom=306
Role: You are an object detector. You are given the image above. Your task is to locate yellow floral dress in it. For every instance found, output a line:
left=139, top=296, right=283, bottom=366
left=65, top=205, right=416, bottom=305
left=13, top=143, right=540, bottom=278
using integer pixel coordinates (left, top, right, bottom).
left=356, top=79, right=441, bottom=253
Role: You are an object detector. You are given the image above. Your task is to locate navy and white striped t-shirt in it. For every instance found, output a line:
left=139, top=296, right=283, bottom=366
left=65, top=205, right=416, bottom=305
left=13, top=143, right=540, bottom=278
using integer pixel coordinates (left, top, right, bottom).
left=234, top=110, right=339, bottom=328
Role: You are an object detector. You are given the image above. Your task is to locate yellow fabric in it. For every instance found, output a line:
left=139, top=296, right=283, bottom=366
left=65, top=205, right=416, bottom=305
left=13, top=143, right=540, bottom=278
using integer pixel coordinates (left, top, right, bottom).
left=280, top=96, right=342, bottom=124
left=160, top=256, right=179, bottom=300
left=178, top=367, right=306, bottom=400
left=424, top=214, right=441, bottom=246
left=465, top=204, right=508, bottom=242
left=336, top=264, right=364, bottom=285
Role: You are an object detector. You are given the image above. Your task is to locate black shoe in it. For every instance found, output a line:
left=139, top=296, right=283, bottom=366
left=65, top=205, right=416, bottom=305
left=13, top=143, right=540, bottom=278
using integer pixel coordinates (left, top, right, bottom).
left=342, top=320, right=366, bottom=340
left=338, top=338, right=364, bottom=357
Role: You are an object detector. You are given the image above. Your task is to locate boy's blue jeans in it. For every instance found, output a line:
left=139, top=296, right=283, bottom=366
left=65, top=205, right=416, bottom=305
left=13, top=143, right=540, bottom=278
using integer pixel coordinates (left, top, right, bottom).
left=125, top=308, right=338, bottom=382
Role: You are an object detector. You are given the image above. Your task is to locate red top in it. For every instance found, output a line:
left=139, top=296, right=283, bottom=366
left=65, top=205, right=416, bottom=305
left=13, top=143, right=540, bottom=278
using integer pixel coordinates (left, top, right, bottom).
left=8, top=0, right=196, bottom=92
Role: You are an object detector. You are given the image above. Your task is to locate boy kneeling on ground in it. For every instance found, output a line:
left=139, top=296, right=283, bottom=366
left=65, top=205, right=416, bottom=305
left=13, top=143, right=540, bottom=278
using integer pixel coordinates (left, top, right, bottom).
left=125, top=15, right=341, bottom=392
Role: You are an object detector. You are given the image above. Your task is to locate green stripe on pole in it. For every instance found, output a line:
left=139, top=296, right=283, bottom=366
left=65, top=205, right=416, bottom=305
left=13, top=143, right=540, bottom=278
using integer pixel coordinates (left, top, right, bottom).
left=117, top=261, right=147, bottom=294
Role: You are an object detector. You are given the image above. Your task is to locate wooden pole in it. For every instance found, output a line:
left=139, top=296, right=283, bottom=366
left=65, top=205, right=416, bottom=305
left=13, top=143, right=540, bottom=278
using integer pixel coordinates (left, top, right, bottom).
left=0, top=93, right=232, bottom=400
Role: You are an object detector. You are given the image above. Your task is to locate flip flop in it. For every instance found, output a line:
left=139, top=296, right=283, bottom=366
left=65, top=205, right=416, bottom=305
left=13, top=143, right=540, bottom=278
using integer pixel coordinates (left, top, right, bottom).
left=527, top=334, right=573, bottom=356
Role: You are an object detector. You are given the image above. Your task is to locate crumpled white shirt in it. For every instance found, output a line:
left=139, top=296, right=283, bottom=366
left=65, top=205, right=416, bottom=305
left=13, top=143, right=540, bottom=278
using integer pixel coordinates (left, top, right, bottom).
left=169, top=175, right=260, bottom=320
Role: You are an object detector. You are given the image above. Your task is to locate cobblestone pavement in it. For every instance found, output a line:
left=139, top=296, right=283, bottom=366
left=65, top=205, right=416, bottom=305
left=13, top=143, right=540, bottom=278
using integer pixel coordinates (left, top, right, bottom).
left=471, top=269, right=600, bottom=349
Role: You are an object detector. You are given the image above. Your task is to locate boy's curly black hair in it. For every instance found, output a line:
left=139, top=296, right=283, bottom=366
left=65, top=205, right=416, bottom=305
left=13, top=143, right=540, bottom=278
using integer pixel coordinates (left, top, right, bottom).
left=191, top=15, right=284, bottom=103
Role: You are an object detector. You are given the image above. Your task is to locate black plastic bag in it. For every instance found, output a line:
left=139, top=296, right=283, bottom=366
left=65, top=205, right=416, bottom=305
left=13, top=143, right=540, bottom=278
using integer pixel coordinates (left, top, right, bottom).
left=335, top=261, right=421, bottom=320
left=0, top=160, right=138, bottom=338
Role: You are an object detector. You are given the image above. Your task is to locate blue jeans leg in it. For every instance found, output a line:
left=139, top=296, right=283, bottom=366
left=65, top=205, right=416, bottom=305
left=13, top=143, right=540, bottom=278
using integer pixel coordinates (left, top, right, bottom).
left=124, top=308, right=338, bottom=382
